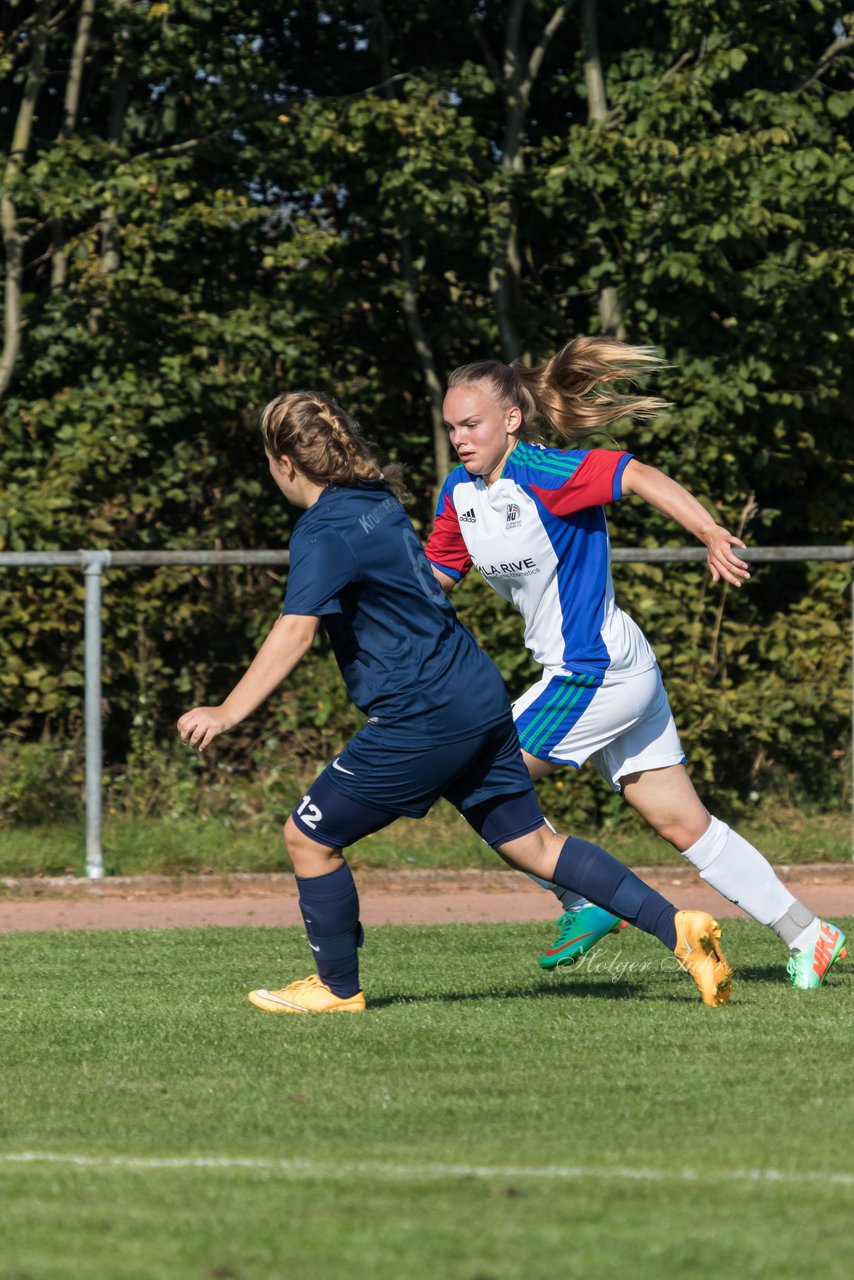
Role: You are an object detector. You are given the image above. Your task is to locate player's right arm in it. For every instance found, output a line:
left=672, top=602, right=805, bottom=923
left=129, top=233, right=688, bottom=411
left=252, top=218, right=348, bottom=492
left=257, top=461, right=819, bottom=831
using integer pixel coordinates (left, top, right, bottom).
left=621, top=460, right=749, bottom=587
left=177, top=612, right=319, bottom=752
left=424, top=476, right=472, bottom=592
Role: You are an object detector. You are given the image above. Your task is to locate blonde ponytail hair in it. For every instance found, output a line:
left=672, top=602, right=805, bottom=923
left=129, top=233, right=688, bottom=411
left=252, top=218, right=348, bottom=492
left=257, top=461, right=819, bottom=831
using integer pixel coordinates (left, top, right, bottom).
left=261, top=391, right=405, bottom=499
left=448, top=336, right=671, bottom=444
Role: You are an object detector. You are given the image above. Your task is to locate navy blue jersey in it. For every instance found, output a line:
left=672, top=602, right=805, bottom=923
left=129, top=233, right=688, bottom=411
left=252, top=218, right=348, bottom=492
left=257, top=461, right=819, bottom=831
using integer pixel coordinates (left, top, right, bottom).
left=282, top=483, right=510, bottom=743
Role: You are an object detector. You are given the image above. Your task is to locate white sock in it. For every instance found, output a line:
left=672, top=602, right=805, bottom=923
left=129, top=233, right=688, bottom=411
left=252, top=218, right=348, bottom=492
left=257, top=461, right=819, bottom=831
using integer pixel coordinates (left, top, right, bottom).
left=789, top=919, right=820, bottom=953
left=682, top=816, right=798, bottom=927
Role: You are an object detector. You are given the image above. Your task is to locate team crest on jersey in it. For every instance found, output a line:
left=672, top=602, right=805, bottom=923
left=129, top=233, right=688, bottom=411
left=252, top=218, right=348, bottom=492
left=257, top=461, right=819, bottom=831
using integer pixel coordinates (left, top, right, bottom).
left=505, top=503, right=522, bottom=530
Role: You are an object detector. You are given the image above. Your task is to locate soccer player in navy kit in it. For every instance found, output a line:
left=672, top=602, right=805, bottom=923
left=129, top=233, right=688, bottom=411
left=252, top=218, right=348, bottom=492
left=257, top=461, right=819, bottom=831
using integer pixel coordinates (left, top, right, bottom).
left=425, top=338, right=846, bottom=991
left=178, top=390, right=733, bottom=1010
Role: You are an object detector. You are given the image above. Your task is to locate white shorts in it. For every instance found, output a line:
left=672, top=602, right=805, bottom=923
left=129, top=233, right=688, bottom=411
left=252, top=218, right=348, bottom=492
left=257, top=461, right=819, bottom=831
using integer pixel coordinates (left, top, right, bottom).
left=511, top=664, right=685, bottom=790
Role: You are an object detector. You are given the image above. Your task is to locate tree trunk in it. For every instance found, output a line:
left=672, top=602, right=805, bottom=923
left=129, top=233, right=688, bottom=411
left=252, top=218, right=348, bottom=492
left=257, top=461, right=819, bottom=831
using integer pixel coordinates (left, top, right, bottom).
left=472, top=1, right=573, bottom=361
left=490, top=0, right=528, bottom=360
left=580, top=0, right=626, bottom=339
left=51, top=0, right=97, bottom=292
left=397, top=237, right=450, bottom=494
left=371, top=2, right=450, bottom=494
left=0, top=0, right=54, bottom=398
left=101, top=2, right=131, bottom=275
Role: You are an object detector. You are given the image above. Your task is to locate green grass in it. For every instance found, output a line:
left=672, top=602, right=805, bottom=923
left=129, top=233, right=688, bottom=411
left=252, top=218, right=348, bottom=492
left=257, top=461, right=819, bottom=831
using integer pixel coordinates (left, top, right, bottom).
left=1, top=919, right=852, bottom=1279
left=1, top=800, right=851, bottom=878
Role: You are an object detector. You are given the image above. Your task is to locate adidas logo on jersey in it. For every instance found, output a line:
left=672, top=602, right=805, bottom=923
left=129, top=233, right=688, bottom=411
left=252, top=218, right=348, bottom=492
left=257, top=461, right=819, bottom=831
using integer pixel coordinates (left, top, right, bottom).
left=459, top=507, right=477, bottom=523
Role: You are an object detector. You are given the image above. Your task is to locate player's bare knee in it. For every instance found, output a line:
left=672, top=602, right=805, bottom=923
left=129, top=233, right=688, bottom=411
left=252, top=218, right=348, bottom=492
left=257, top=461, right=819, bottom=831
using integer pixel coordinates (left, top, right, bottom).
left=654, top=815, right=710, bottom=852
left=496, top=824, right=562, bottom=880
left=283, top=815, right=314, bottom=867
left=284, top=814, right=342, bottom=876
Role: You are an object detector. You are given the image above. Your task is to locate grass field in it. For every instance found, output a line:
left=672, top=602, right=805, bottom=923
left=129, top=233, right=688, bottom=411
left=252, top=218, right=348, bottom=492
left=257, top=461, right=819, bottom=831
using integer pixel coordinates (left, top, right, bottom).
left=1, top=800, right=851, bottom=877
left=1, top=918, right=852, bottom=1280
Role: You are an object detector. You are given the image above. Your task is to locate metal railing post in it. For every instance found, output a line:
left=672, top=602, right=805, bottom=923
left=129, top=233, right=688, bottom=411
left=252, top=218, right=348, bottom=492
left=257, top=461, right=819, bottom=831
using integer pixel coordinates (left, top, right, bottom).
left=83, top=551, right=111, bottom=879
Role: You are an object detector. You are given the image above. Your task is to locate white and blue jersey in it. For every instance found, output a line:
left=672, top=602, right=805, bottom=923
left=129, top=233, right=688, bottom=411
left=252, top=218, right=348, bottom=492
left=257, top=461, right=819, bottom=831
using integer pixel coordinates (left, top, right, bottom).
left=425, top=442, right=682, bottom=779
left=425, top=441, right=655, bottom=682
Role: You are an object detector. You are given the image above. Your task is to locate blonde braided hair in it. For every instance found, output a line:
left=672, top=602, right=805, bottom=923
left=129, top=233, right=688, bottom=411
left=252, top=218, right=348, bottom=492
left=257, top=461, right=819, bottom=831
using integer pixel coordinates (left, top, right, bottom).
left=261, top=391, right=405, bottom=498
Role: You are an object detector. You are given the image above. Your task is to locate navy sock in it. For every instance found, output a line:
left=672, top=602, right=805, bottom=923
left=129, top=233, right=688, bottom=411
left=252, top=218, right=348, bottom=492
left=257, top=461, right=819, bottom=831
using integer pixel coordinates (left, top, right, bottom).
left=296, top=862, right=363, bottom=997
left=554, top=838, right=677, bottom=950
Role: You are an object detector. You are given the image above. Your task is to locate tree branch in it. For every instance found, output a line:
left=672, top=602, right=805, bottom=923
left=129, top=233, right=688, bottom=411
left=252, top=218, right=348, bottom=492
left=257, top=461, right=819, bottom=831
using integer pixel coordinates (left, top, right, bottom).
left=521, top=1, right=574, bottom=104
left=100, top=0, right=132, bottom=277
left=488, top=2, right=574, bottom=358
left=580, top=0, right=607, bottom=121
left=709, top=493, right=758, bottom=673
left=503, top=0, right=527, bottom=92
left=398, top=235, right=450, bottom=492
left=47, top=2, right=76, bottom=31
left=0, top=0, right=54, bottom=398
left=52, top=0, right=96, bottom=291
left=654, top=47, right=696, bottom=91
left=794, top=33, right=853, bottom=95
left=581, top=0, right=625, bottom=339
left=467, top=9, right=503, bottom=87
left=370, top=0, right=450, bottom=494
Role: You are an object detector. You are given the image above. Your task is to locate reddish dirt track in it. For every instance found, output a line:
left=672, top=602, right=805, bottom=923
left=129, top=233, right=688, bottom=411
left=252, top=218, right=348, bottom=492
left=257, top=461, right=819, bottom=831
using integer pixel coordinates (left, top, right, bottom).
left=1, top=865, right=853, bottom=932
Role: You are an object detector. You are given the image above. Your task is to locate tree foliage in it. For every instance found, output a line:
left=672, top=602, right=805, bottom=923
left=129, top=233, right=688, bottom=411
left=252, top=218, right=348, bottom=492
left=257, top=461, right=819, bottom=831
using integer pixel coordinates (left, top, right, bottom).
left=0, top=0, right=852, bottom=826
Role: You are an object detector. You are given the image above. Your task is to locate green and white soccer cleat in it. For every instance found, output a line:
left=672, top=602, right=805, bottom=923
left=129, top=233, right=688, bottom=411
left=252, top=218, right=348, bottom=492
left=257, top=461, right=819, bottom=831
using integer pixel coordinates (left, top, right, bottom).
left=787, top=920, right=847, bottom=990
left=539, top=904, right=625, bottom=970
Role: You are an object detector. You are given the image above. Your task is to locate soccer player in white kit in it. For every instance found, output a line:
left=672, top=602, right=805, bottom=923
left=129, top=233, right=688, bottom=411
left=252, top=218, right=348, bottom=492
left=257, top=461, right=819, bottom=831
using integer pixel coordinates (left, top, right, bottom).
left=424, top=337, right=847, bottom=990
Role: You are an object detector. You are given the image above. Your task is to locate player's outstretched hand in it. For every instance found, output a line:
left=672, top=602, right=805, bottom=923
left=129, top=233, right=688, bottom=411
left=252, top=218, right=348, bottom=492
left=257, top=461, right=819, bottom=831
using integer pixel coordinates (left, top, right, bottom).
left=177, top=706, right=232, bottom=752
left=701, top=526, right=750, bottom=587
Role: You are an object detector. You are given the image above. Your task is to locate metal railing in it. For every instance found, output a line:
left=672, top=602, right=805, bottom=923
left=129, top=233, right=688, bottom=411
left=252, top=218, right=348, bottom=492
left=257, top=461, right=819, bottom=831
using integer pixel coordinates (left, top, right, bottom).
left=2, top=545, right=853, bottom=877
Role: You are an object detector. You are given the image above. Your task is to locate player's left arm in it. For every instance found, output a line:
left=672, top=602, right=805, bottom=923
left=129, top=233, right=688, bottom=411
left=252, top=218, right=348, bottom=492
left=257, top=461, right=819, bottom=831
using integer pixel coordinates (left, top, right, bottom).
left=177, top=612, right=320, bottom=752
left=621, top=459, right=750, bottom=587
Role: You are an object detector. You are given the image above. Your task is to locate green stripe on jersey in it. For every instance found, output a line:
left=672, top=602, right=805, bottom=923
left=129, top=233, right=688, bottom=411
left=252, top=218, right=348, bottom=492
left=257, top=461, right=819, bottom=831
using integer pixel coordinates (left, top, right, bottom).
left=507, top=441, right=585, bottom=480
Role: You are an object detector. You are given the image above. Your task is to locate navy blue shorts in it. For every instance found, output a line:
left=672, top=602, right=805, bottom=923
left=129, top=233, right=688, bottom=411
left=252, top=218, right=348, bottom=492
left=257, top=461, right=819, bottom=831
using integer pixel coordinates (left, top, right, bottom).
left=289, top=713, right=545, bottom=851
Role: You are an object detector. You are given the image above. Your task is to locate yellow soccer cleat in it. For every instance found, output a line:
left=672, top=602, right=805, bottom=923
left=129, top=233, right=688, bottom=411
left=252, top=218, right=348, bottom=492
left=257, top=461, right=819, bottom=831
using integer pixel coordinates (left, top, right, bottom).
left=673, top=910, right=733, bottom=1007
left=248, top=974, right=366, bottom=1014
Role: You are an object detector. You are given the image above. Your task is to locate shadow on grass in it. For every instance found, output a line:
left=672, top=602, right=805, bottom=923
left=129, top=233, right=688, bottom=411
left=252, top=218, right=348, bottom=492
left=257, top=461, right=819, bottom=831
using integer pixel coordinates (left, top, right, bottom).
left=365, top=979, right=658, bottom=1009
left=732, top=964, right=789, bottom=984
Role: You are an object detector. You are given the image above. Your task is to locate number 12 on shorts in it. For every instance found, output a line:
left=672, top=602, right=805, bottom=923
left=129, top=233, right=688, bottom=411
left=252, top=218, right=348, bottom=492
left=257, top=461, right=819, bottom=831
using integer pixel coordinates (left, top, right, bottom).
left=297, top=794, right=322, bottom=829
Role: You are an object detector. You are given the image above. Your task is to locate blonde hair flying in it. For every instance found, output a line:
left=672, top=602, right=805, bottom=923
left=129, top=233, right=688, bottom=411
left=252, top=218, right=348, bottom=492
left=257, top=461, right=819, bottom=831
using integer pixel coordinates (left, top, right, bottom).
left=448, top=336, right=671, bottom=444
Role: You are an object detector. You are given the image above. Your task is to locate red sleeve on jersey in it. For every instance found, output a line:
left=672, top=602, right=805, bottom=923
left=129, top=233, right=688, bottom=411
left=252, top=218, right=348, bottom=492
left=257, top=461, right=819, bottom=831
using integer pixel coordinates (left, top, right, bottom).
left=424, top=493, right=473, bottom=579
left=531, top=450, right=631, bottom=517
